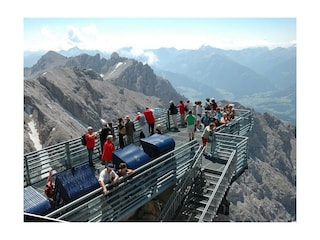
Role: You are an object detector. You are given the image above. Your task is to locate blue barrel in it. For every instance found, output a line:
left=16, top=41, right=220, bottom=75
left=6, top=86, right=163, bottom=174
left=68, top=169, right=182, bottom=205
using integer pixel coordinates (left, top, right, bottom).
left=24, top=186, right=53, bottom=215
left=112, top=144, right=150, bottom=170
left=140, top=134, right=175, bottom=159
left=54, top=164, right=100, bottom=203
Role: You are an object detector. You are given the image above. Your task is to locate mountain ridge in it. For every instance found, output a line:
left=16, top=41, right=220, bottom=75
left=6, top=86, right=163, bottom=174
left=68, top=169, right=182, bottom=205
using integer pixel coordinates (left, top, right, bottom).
left=24, top=46, right=295, bottom=124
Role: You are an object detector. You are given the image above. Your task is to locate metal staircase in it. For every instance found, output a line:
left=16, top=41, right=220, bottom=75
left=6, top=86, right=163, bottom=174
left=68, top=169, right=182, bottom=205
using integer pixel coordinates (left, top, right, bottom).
left=158, top=109, right=253, bottom=222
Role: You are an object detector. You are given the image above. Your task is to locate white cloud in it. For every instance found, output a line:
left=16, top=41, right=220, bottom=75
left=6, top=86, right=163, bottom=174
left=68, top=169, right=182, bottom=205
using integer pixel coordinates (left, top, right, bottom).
left=82, top=24, right=99, bottom=36
left=143, top=51, right=159, bottom=65
left=41, top=25, right=55, bottom=39
left=67, top=26, right=82, bottom=43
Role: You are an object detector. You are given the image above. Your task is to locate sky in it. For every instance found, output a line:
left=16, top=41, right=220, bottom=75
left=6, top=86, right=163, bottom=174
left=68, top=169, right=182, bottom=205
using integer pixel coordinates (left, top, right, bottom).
left=24, top=18, right=296, bottom=53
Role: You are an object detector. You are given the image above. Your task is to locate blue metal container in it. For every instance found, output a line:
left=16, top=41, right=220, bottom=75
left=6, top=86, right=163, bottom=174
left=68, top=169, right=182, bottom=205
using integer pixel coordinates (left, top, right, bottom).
left=140, top=134, right=175, bottom=159
left=54, top=164, right=100, bottom=204
left=24, top=186, right=53, bottom=215
left=112, top=144, right=150, bottom=170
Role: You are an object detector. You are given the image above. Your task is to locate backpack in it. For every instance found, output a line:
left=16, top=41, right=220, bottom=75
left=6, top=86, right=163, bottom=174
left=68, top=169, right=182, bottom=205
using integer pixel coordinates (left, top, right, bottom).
left=81, top=134, right=87, bottom=145
left=172, top=105, right=178, bottom=114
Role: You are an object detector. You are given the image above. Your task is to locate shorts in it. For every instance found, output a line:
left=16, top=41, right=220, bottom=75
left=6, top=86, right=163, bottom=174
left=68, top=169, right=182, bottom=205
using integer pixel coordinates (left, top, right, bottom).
left=187, top=125, right=195, bottom=134
left=202, top=137, right=208, bottom=146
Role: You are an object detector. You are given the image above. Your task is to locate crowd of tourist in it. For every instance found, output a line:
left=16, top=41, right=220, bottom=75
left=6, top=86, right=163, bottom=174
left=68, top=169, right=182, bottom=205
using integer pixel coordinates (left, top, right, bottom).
left=84, top=97, right=235, bottom=195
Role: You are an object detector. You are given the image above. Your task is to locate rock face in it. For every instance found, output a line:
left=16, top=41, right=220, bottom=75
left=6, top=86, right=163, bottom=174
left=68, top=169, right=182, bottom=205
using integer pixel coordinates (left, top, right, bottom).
left=24, top=67, right=163, bottom=152
left=128, top=109, right=296, bottom=222
left=227, top=110, right=296, bottom=221
left=24, top=52, right=186, bottom=152
left=25, top=51, right=186, bottom=107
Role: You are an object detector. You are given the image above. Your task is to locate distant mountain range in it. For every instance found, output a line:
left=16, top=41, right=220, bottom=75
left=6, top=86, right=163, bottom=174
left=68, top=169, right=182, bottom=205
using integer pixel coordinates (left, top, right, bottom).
left=24, top=46, right=296, bottom=124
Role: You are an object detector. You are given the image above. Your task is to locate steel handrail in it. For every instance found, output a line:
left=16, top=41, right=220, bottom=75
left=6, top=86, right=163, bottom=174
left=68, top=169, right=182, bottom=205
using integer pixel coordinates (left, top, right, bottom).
left=157, top=145, right=205, bottom=221
left=24, top=107, right=252, bottom=222
left=198, top=149, right=237, bottom=222
left=46, top=140, right=200, bottom=221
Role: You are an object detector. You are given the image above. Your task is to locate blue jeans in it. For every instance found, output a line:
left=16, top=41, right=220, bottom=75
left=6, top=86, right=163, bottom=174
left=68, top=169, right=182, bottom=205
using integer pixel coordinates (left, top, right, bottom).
left=87, top=148, right=94, bottom=166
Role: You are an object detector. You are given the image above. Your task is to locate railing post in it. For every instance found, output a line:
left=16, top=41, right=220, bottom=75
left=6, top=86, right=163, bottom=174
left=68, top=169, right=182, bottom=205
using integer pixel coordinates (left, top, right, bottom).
left=210, top=133, right=217, bottom=156
left=24, top=155, right=31, bottom=186
left=65, top=142, right=72, bottom=169
left=236, top=121, right=240, bottom=135
left=167, top=110, right=171, bottom=130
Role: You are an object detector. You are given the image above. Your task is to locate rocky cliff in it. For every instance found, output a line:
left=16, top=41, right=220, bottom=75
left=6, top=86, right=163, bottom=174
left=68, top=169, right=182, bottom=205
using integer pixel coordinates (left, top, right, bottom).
left=24, top=52, right=186, bottom=152
left=227, top=110, right=296, bottom=221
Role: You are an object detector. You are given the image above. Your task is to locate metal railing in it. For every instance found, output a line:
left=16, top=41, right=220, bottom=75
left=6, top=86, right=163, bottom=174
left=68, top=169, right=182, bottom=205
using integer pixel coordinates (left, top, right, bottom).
left=45, top=140, right=200, bottom=221
left=216, top=108, right=253, bottom=136
left=211, top=133, right=249, bottom=180
left=155, top=110, right=251, bottom=222
left=24, top=138, right=101, bottom=186
left=24, top=108, right=170, bottom=187
left=196, top=132, right=248, bottom=222
left=157, top=145, right=205, bottom=221
left=24, top=107, right=253, bottom=222
left=24, top=108, right=252, bottom=187
left=197, top=149, right=237, bottom=222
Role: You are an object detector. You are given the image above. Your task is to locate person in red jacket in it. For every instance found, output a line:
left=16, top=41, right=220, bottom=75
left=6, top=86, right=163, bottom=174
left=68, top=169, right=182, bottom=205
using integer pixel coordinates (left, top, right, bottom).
left=143, top=107, right=155, bottom=135
left=177, top=100, right=186, bottom=127
left=101, top=135, right=115, bottom=166
left=85, top=126, right=97, bottom=167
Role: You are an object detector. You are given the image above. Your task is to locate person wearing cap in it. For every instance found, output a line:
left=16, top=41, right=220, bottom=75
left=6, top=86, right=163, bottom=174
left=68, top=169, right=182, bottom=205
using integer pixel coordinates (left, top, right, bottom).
left=135, top=111, right=149, bottom=139
left=101, top=135, right=115, bottom=166
left=85, top=126, right=97, bottom=167
left=99, top=163, right=119, bottom=196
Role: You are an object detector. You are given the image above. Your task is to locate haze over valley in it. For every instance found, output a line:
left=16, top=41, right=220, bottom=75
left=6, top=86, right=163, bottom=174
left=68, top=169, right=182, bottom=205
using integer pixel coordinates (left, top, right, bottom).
left=25, top=45, right=296, bottom=124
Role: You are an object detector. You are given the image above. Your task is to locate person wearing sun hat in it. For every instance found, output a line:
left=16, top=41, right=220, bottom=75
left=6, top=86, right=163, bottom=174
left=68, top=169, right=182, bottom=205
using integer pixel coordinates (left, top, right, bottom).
left=99, top=162, right=119, bottom=220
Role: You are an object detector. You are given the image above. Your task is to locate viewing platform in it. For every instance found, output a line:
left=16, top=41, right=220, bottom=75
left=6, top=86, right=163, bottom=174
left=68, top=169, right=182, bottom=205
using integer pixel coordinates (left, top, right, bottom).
left=24, top=107, right=253, bottom=222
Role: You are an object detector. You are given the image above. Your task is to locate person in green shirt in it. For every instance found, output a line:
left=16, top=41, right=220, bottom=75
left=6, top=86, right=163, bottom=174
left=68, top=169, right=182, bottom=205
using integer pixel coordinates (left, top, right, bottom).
left=185, top=110, right=196, bottom=141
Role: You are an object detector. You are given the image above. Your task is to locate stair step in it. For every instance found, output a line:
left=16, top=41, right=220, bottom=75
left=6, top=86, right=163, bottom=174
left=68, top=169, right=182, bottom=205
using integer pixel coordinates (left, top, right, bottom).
left=194, top=213, right=214, bottom=222
left=202, top=166, right=224, bottom=176
left=196, top=205, right=216, bottom=214
left=203, top=172, right=221, bottom=183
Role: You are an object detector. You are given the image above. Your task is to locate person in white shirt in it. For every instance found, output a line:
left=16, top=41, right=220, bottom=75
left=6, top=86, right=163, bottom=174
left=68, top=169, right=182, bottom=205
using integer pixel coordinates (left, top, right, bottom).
left=99, top=164, right=119, bottom=195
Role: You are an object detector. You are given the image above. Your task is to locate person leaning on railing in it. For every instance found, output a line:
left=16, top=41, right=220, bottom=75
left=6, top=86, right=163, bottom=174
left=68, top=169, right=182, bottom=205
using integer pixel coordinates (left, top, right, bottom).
left=117, top=162, right=134, bottom=177
left=99, top=163, right=119, bottom=196
left=201, top=122, right=216, bottom=149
